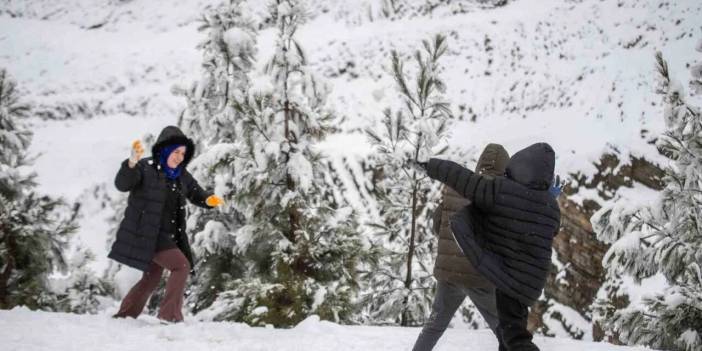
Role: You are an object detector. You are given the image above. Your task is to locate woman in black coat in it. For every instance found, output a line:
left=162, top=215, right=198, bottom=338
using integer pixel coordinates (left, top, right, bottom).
left=110, top=126, right=223, bottom=323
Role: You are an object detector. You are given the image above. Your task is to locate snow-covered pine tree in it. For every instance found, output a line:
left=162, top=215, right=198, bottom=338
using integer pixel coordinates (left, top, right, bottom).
left=178, top=0, right=257, bottom=145
left=591, top=46, right=702, bottom=350
left=0, top=68, right=77, bottom=310
left=175, top=0, right=257, bottom=317
left=363, top=34, right=452, bottom=326
left=200, top=0, right=364, bottom=326
left=180, top=0, right=364, bottom=326
left=53, top=246, right=113, bottom=314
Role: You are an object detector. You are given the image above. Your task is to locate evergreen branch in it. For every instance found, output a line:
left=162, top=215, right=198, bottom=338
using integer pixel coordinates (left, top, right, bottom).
left=244, top=113, right=272, bottom=143
left=391, top=51, right=419, bottom=109
left=293, top=39, right=306, bottom=65
left=655, top=51, right=670, bottom=86
left=365, top=128, right=384, bottom=145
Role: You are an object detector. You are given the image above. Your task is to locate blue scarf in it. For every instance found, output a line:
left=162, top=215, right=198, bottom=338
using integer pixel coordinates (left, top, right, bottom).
left=159, top=144, right=185, bottom=180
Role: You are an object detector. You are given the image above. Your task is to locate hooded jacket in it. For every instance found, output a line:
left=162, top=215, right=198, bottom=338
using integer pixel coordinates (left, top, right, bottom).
left=426, top=143, right=561, bottom=305
left=432, top=144, right=510, bottom=288
left=108, top=126, right=213, bottom=272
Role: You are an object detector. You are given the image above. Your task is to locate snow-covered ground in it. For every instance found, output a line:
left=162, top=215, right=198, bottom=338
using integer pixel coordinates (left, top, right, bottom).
left=0, top=307, right=650, bottom=351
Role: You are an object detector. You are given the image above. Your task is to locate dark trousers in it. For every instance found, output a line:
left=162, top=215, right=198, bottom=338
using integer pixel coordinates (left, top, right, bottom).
left=412, top=280, right=506, bottom=351
left=496, top=290, right=538, bottom=351
left=114, top=248, right=190, bottom=322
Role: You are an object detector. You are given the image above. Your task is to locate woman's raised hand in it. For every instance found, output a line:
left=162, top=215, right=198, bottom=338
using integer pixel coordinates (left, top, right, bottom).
left=128, top=140, right=145, bottom=168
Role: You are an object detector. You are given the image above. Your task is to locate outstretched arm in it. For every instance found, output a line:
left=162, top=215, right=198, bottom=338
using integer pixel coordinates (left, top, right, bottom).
left=182, top=172, right=225, bottom=209
left=425, top=158, right=497, bottom=210
left=183, top=174, right=214, bottom=209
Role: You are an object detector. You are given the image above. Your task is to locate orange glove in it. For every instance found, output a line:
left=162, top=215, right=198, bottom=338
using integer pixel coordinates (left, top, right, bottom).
left=128, top=140, right=145, bottom=168
left=206, top=195, right=224, bottom=207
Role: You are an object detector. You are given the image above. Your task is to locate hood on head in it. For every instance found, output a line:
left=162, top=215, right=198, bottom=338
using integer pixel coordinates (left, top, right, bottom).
left=151, top=126, right=196, bottom=168
left=475, top=143, right=510, bottom=176
left=505, top=142, right=555, bottom=190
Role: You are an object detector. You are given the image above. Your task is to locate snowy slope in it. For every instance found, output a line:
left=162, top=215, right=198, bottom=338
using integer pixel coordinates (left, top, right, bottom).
left=0, top=308, right=651, bottom=351
left=301, top=0, right=700, bottom=173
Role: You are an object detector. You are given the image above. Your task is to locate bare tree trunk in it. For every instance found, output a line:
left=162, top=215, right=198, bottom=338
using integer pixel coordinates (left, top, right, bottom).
left=401, top=180, right=420, bottom=326
left=278, top=16, right=301, bottom=245
left=401, top=132, right=425, bottom=326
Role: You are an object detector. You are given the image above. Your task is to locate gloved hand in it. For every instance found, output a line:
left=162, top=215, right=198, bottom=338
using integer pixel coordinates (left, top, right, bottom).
left=408, top=160, right=428, bottom=174
left=549, top=175, right=565, bottom=198
left=206, top=195, right=224, bottom=207
left=128, top=140, right=145, bottom=168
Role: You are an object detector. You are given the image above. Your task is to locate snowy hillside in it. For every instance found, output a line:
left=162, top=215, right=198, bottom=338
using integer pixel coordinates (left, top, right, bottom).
left=0, top=307, right=651, bottom=351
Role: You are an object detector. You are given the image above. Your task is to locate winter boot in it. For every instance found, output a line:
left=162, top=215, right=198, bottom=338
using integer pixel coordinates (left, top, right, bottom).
left=496, top=290, right=539, bottom=351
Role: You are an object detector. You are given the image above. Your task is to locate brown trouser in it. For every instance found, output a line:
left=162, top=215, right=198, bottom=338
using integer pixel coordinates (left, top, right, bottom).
left=115, top=248, right=190, bottom=322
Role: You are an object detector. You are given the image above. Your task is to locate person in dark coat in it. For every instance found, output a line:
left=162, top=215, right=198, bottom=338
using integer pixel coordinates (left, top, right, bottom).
left=413, top=143, right=510, bottom=351
left=110, top=126, right=224, bottom=323
left=412, top=142, right=561, bottom=351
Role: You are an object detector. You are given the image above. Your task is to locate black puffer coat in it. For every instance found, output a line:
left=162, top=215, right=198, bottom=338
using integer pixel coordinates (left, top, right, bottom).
left=426, top=143, right=561, bottom=305
left=108, top=126, right=213, bottom=272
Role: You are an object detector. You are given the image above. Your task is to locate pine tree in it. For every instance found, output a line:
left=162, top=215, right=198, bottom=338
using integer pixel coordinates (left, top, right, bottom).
left=53, top=247, right=114, bottom=314
left=175, top=0, right=257, bottom=317
left=178, top=0, right=257, bottom=144
left=181, top=0, right=364, bottom=326
left=363, top=34, right=452, bottom=326
left=0, top=68, right=77, bottom=310
left=214, top=0, right=364, bottom=326
left=591, top=46, right=702, bottom=350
